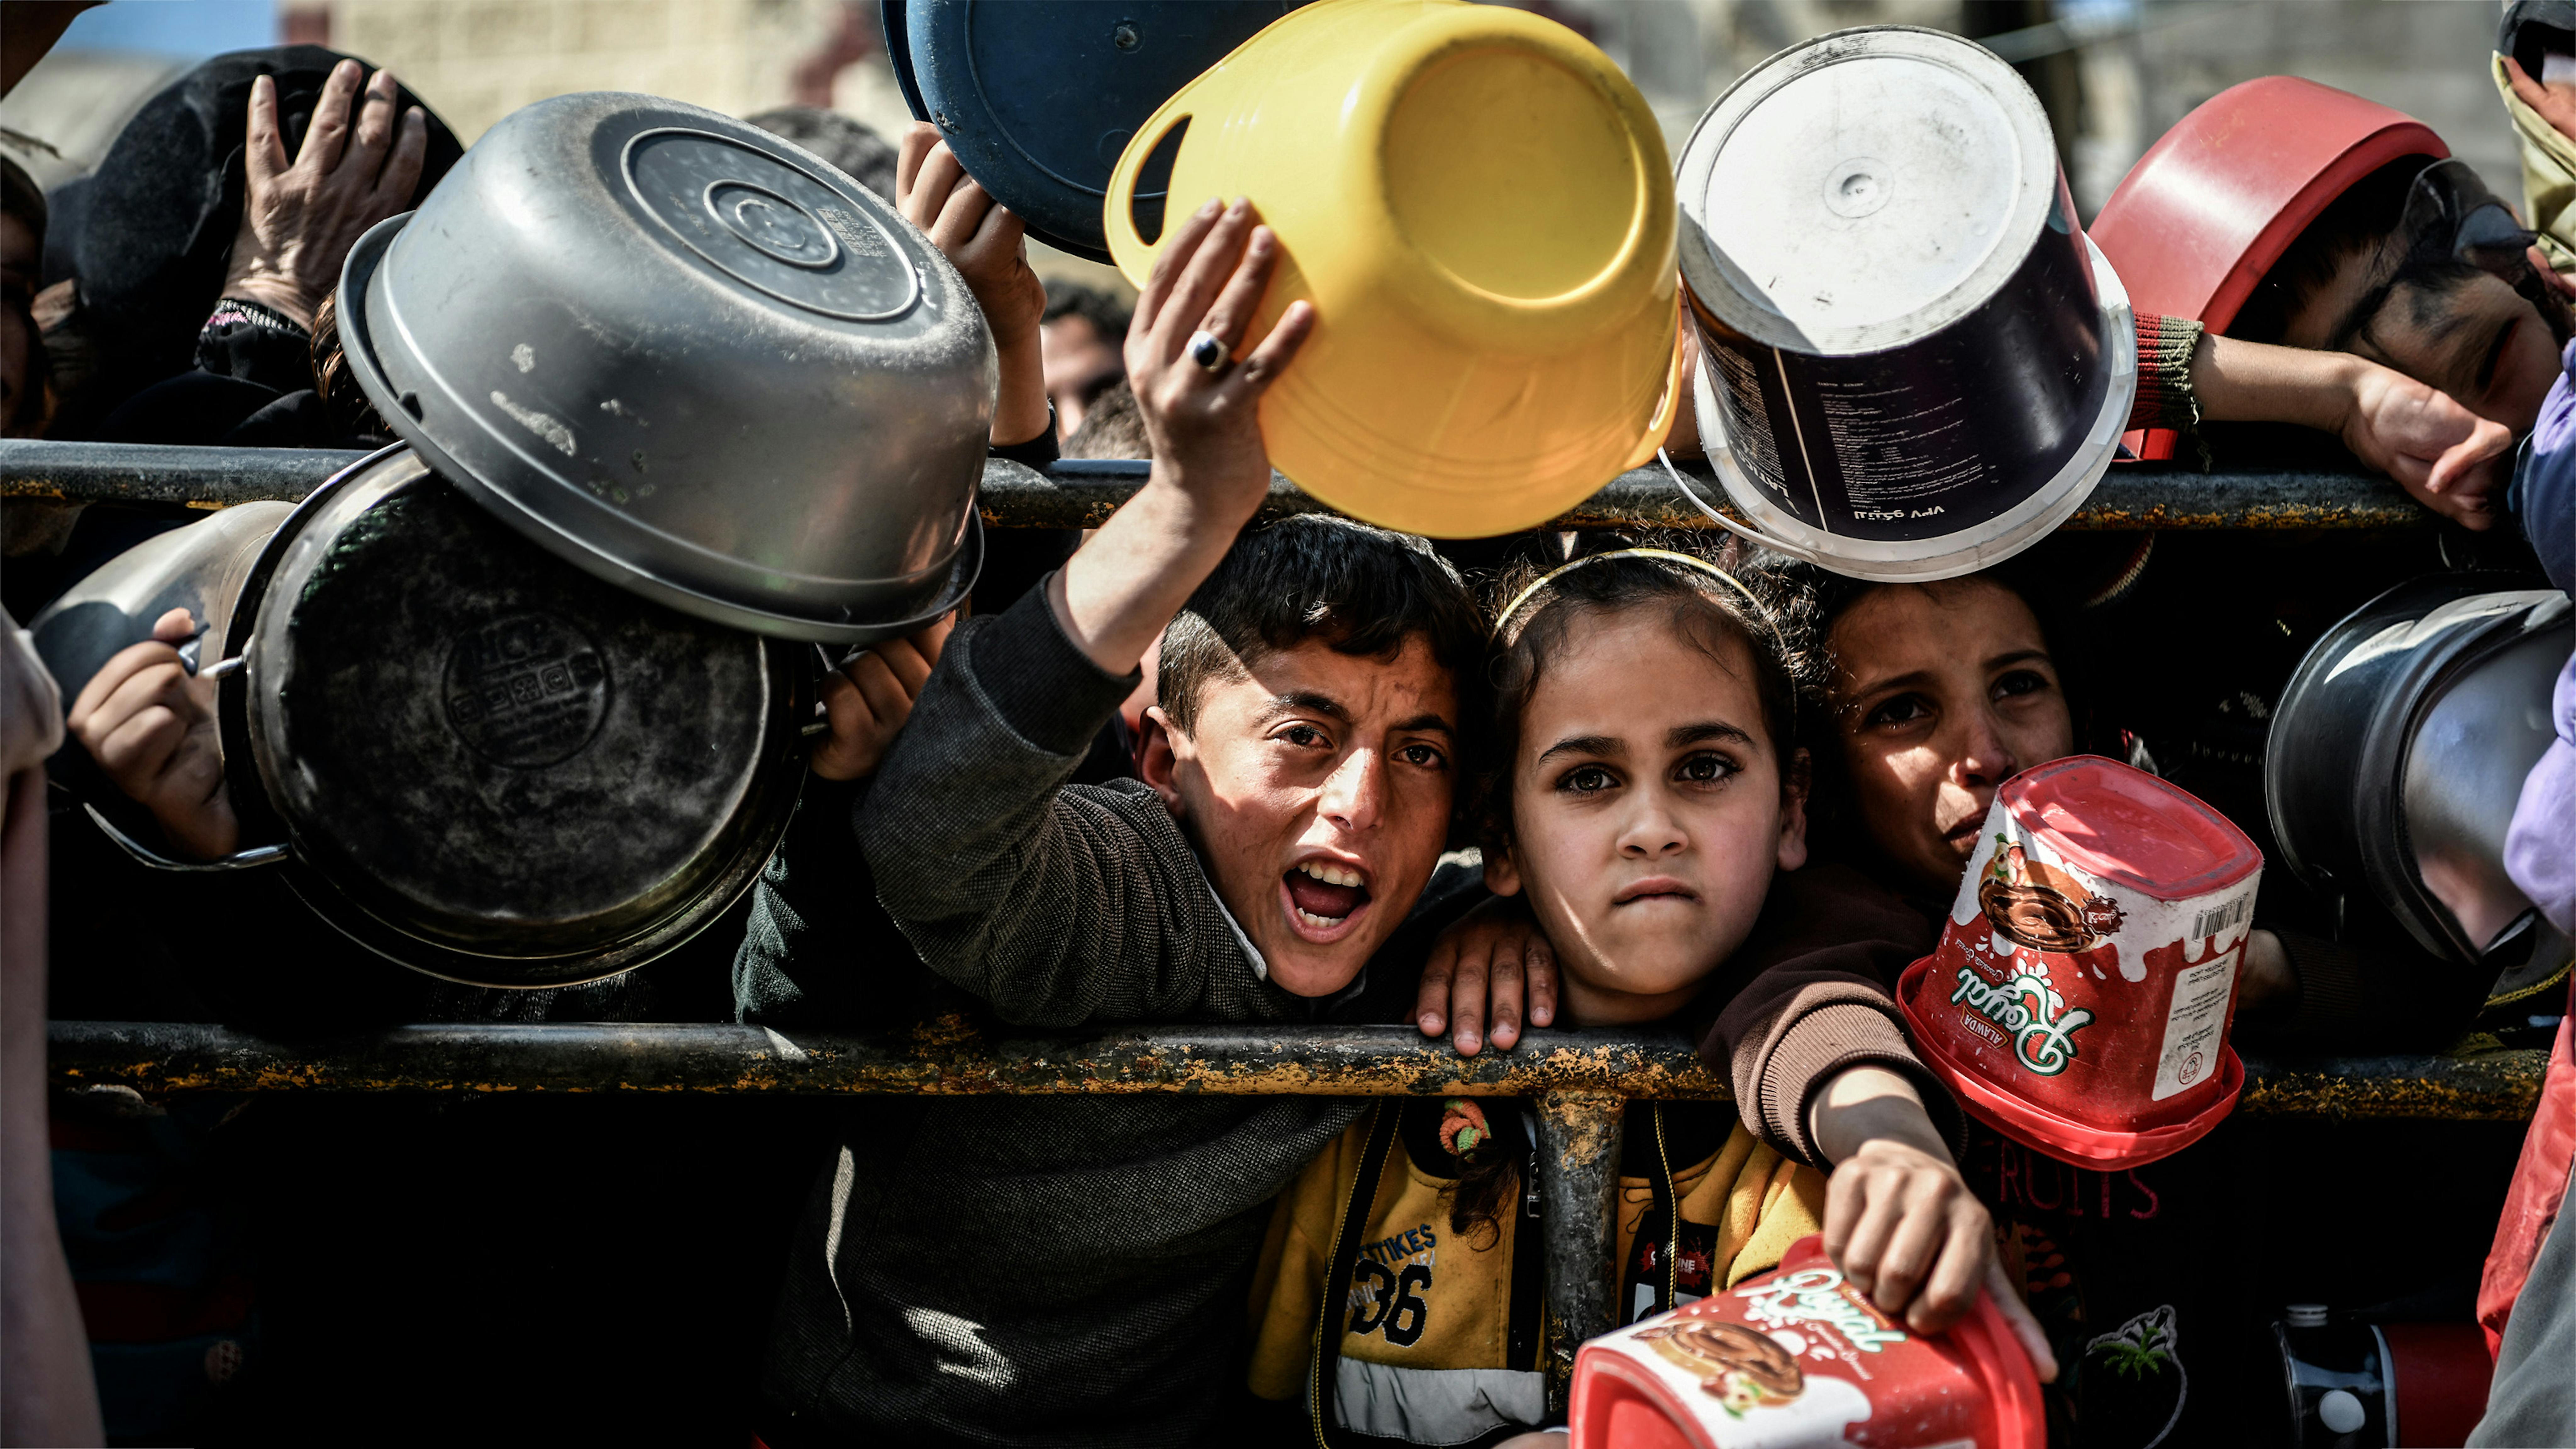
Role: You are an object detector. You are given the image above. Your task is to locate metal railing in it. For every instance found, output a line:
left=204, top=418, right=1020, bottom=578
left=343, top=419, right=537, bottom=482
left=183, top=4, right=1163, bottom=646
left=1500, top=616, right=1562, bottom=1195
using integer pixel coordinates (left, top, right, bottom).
left=0, top=437, right=2437, bottom=531
left=8, top=437, right=2507, bottom=1406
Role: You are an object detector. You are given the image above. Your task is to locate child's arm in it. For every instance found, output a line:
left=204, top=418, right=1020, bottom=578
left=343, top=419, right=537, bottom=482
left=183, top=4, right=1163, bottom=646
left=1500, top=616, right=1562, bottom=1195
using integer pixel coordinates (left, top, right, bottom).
left=1809, top=1066, right=2057, bottom=1380
left=854, top=201, right=1312, bottom=1025
left=1047, top=199, right=1314, bottom=674
left=896, top=124, right=1051, bottom=447
left=2187, top=332, right=2512, bottom=530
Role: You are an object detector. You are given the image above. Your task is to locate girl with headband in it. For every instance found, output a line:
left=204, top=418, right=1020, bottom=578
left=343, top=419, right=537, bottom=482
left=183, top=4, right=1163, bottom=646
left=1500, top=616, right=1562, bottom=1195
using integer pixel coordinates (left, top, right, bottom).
left=1243, top=541, right=2054, bottom=1446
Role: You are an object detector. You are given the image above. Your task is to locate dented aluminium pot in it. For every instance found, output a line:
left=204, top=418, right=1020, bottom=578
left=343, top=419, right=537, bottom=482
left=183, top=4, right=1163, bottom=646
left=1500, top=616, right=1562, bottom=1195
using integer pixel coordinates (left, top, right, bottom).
left=1675, top=27, right=2135, bottom=581
left=339, top=92, right=991, bottom=643
left=1899, top=757, right=2263, bottom=1171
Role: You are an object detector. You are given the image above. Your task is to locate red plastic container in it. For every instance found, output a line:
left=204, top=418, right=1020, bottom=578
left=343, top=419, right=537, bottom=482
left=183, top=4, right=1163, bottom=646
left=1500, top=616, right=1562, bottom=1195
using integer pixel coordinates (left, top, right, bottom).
left=1898, top=756, right=2262, bottom=1171
left=1570, top=1234, right=2043, bottom=1449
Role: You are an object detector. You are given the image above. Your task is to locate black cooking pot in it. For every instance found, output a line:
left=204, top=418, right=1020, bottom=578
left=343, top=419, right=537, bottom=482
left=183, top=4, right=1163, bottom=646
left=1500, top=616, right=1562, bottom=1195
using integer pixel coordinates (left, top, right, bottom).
left=2266, top=572, right=2572, bottom=965
left=45, top=447, right=808, bottom=988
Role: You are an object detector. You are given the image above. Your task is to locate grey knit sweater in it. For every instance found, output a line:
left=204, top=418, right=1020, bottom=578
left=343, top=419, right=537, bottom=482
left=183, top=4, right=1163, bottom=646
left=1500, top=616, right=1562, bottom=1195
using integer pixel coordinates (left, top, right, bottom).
left=752, top=584, right=1426, bottom=1448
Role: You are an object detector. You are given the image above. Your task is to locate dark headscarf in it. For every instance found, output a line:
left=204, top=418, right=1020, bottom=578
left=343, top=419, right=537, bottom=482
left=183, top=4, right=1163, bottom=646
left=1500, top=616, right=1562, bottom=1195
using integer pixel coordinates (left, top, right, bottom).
left=67, top=46, right=462, bottom=423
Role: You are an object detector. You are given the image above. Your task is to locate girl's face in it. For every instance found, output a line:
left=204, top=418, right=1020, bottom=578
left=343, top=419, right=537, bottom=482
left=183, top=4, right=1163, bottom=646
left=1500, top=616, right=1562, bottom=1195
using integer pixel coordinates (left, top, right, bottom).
left=1486, top=608, right=1805, bottom=1025
left=1828, top=580, right=2074, bottom=899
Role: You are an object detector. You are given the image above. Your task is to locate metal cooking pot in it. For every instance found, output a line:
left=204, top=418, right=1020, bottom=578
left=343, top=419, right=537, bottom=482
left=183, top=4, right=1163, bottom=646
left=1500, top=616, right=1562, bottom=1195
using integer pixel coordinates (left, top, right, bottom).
left=42, top=448, right=807, bottom=988
left=2267, top=572, right=2573, bottom=966
left=1674, top=26, right=2136, bottom=582
left=886, top=0, right=1300, bottom=263
left=339, top=92, right=993, bottom=644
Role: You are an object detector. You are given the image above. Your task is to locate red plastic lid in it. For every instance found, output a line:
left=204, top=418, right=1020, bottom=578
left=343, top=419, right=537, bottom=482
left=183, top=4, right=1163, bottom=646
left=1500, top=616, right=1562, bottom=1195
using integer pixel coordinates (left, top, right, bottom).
left=2002, top=755, right=2261, bottom=900
left=1901, top=955, right=2245, bottom=1171
left=2092, top=76, right=2445, bottom=333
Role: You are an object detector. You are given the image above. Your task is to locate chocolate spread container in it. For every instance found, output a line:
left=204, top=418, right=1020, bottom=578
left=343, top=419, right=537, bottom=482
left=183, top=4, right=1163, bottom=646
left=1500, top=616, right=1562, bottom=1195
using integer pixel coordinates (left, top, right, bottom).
left=1570, top=1234, right=2043, bottom=1448
left=1899, top=756, right=2262, bottom=1171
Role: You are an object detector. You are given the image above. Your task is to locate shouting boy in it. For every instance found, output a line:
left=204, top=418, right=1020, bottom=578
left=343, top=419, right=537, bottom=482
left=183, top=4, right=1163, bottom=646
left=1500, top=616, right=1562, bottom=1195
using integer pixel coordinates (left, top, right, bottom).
left=748, top=178, right=1486, bottom=1444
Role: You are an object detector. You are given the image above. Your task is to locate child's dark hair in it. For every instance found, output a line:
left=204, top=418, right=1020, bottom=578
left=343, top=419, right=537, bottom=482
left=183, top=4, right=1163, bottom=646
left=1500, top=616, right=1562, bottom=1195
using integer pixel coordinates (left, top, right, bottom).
left=1157, top=514, right=1483, bottom=735
left=1474, top=534, right=1811, bottom=856
left=1772, top=552, right=2099, bottom=858
left=2227, top=156, right=2428, bottom=346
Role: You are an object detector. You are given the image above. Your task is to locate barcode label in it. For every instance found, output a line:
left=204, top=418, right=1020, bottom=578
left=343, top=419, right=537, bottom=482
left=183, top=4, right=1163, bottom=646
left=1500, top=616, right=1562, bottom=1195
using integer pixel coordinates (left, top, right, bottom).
left=2189, top=896, right=2250, bottom=941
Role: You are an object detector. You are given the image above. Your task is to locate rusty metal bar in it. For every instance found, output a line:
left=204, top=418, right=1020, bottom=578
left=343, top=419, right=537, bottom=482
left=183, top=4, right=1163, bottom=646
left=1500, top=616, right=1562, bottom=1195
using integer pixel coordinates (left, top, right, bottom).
left=48, top=1022, right=2546, bottom=1118
left=0, top=438, right=2431, bottom=531
left=48, top=1019, right=1732, bottom=1099
left=1536, top=1089, right=1626, bottom=1413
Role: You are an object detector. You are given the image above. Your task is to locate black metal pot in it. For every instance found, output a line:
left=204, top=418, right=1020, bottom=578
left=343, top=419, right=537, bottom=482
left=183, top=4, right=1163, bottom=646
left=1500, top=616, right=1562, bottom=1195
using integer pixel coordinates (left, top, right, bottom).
left=58, top=447, right=807, bottom=989
left=2266, top=572, right=2572, bottom=965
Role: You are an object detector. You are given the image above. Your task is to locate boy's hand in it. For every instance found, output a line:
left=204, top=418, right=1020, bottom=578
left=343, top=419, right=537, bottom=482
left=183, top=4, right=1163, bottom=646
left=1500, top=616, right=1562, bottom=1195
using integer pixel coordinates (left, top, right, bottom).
left=65, top=608, right=238, bottom=860
left=897, top=123, right=1050, bottom=447
left=809, top=615, right=953, bottom=781
left=1812, top=1066, right=2057, bottom=1381
left=1048, top=199, right=1313, bottom=676
left=2338, top=361, right=2512, bottom=530
left=1416, top=894, right=1557, bottom=1056
left=222, top=60, right=428, bottom=330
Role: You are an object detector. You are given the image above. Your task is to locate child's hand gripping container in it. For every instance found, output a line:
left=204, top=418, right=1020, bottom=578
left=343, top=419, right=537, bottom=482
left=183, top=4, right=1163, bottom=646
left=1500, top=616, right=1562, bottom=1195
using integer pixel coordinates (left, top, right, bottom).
left=1898, top=756, right=2263, bottom=1171
left=1570, top=1234, right=2043, bottom=1448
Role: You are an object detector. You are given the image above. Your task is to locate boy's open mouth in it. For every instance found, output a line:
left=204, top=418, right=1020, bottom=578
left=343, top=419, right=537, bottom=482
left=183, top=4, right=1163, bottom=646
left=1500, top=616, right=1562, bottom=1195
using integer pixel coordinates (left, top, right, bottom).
left=1283, top=859, right=1373, bottom=939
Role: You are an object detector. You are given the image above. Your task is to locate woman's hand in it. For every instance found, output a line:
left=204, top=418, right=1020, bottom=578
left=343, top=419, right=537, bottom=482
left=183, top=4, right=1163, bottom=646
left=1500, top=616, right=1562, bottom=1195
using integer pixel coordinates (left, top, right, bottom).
left=2338, top=362, right=2514, bottom=530
left=808, top=615, right=954, bottom=782
left=897, top=123, right=1050, bottom=446
left=65, top=608, right=237, bottom=860
left=221, top=60, right=428, bottom=330
left=1811, top=1066, right=2057, bottom=1381
left=1416, top=893, right=1557, bottom=1056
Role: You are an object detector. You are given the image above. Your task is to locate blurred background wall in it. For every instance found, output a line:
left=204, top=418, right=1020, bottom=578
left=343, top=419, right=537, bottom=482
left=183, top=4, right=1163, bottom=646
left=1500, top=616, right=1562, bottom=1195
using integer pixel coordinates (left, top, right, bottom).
left=0, top=0, right=2532, bottom=291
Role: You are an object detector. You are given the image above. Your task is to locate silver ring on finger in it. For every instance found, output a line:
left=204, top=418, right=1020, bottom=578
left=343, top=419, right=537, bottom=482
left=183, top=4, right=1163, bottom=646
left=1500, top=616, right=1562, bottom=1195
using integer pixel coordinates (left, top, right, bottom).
left=1186, top=329, right=1230, bottom=373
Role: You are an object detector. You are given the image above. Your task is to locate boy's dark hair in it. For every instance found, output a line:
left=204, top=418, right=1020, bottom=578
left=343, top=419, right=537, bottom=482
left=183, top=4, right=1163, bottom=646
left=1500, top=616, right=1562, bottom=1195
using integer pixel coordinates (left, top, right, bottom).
left=2228, top=156, right=2428, bottom=346
left=1043, top=281, right=1133, bottom=341
left=1474, top=534, right=1810, bottom=856
left=1157, top=514, right=1481, bottom=735
left=746, top=106, right=898, bottom=201
left=1063, top=378, right=1148, bottom=459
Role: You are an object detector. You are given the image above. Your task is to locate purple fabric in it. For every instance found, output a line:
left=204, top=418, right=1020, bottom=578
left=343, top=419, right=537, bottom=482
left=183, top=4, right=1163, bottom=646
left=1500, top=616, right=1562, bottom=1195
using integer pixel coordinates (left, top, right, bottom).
left=2520, top=341, right=2576, bottom=596
left=2508, top=653, right=2576, bottom=936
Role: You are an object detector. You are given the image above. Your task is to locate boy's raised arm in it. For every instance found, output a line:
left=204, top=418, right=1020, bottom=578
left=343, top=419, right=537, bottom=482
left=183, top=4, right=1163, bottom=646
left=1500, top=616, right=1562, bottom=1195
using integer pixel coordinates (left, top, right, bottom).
left=856, top=199, right=1313, bottom=1026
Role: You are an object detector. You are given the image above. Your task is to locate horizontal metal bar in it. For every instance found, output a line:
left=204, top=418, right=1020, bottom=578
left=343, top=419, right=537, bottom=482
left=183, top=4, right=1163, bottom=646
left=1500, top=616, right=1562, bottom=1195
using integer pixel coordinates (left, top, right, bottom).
left=0, top=439, right=2430, bottom=531
left=46, top=1021, right=2543, bottom=1118
left=49, top=1020, right=1730, bottom=1099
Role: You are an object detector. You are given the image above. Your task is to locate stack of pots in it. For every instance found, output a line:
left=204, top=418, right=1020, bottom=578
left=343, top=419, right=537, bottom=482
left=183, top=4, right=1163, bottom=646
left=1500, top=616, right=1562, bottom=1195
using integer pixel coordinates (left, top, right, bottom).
left=40, top=93, right=998, bottom=987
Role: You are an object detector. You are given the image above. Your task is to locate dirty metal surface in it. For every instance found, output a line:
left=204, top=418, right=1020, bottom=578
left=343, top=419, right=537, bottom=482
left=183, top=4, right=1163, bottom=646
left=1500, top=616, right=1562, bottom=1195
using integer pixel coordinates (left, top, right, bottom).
left=2233, top=1048, right=2552, bottom=1120
left=1537, top=1089, right=1625, bottom=1413
left=48, top=1020, right=1734, bottom=1098
left=49, top=1023, right=2545, bottom=1119
left=2, top=440, right=2430, bottom=531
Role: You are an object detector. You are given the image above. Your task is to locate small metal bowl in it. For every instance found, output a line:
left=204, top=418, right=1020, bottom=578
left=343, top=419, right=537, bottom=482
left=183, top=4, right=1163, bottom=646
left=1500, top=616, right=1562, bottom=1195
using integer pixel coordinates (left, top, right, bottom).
left=339, top=92, right=994, bottom=643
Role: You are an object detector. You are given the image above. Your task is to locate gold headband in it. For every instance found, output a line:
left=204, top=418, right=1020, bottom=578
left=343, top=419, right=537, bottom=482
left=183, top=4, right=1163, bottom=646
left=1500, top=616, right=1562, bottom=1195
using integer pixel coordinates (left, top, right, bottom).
left=1488, top=547, right=1776, bottom=642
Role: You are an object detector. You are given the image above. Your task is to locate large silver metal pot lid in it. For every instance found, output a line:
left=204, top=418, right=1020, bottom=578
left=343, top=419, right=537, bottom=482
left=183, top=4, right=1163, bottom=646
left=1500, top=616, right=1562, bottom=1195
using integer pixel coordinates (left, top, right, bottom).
left=1678, top=26, right=2062, bottom=355
left=336, top=92, right=993, bottom=644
